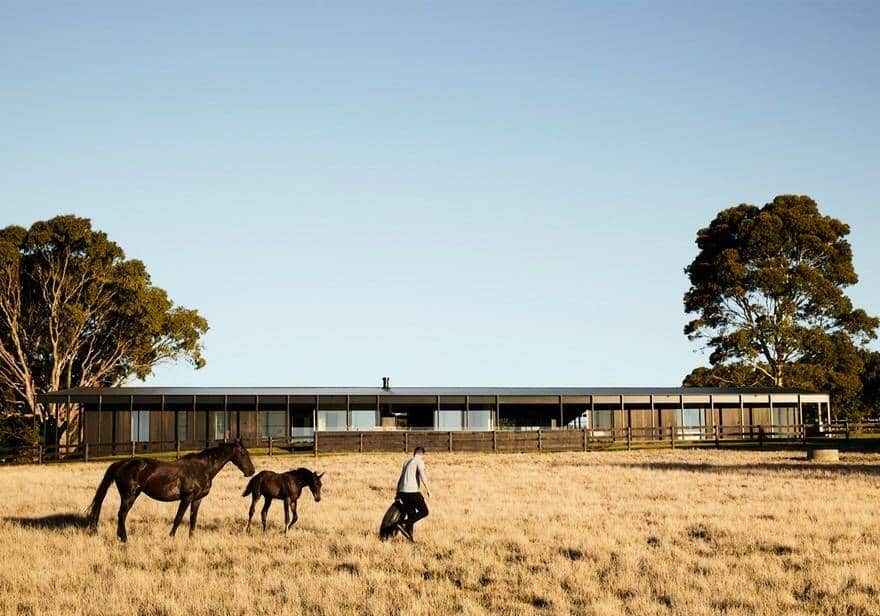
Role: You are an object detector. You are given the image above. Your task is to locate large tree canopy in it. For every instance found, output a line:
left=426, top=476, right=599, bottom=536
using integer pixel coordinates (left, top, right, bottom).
left=683, top=195, right=878, bottom=416
left=0, top=215, right=208, bottom=418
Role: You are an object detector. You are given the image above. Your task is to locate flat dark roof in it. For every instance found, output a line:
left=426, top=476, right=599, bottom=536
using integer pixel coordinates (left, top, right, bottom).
left=37, top=385, right=826, bottom=402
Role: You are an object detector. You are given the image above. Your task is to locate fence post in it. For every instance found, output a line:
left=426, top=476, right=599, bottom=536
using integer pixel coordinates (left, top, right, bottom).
left=448, top=431, right=453, bottom=452
left=176, top=440, right=181, bottom=460
left=845, top=420, right=850, bottom=443
left=38, top=444, right=43, bottom=465
left=492, top=430, right=497, bottom=452
left=670, top=425, right=675, bottom=449
left=626, top=426, right=632, bottom=450
left=404, top=431, right=408, bottom=453
left=537, top=429, right=542, bottom=451
left=359, top=432, right=364, bottom=453
left=268, top=437, right=273, bottom=457
left=83, top=443, right=89, bottom=462
left=759, top=426, right=765, bottom=448
left=314, top=430, right=318, bottom=458
left=131, top=441, right=136, bottom=457
left=714, top=422, right=720, bottom=448
left=582, top=427, right=587, bottom=451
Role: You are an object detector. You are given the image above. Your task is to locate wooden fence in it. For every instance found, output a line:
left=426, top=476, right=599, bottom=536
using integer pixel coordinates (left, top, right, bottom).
left=4, top=421, right=880, bottom=464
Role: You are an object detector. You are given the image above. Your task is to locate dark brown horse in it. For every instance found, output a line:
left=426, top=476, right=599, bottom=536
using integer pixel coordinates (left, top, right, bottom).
left=87, top=439, right=255, bottom=541
left=242, top=468, right=323, bottom=533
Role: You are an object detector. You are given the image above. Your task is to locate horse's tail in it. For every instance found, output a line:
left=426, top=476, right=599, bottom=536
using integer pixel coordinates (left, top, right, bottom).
left=242, top=472, right=263, bottom=497
left=86, top=460, right=123, bottom=532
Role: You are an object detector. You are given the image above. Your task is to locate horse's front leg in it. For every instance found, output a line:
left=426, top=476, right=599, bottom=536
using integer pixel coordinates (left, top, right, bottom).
left=283, top=499, right=290, bottom=534
left=170, top=497, right=191, bottom=537
left=189, top=498, right=203, bottom=537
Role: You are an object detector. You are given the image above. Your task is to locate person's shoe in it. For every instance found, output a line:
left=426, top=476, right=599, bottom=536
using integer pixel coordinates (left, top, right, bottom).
left=395, top=523, right=414, bottom=542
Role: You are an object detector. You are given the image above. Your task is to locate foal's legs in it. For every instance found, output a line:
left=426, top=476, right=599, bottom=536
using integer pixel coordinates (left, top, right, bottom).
left=284, top=498, right=298, bottom=533
left=247, top=493, right=259, bottom=532
left=260, top=496, right=272, bottom=532
left=283, top=499, right=290, bottom=533
left=290, top=499, right=299, bottom=528
left=170, top=497, right=192, bottom=537
left=189, top=498, right=203, bottom=536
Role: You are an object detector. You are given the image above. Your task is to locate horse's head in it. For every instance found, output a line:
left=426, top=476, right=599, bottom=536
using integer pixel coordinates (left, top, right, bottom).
left=230, top=438, right=255, bottom=477
left=309, top=470, right=324, bottom=502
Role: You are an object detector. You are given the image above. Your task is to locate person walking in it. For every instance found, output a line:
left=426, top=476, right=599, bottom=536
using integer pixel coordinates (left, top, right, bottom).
left=395, top=446, right=430, bottom=541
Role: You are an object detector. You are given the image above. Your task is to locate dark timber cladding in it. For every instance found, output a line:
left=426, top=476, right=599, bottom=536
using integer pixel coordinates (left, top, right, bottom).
left=35, top=386, right=831, bottom=456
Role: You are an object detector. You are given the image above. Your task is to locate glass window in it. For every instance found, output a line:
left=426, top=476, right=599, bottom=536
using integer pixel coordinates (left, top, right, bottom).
left=176, top=412, right=187, bottom=441
left=215, top=412, right=227, bottom=440
left=318, top=410, right=347, bottom=432
left=351, top=410, right=376, bottom=430
left=262, top=410, right=287, bottom=438
left=467, top=410, right=493, bottom=431
left=437, top=410, right=463, bottom=430
left=130, top=410, right=150, bottom=442
left=677, top=408, right=706, bottom=440
left=592, top=410, right=613, bottom=430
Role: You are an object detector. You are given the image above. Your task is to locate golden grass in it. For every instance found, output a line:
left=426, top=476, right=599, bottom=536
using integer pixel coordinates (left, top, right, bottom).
left=1, top=449, right=880, bottom=615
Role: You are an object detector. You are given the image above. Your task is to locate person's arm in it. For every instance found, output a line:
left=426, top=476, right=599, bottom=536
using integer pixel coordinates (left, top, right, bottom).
left=418, top=459, right=431, bottom=497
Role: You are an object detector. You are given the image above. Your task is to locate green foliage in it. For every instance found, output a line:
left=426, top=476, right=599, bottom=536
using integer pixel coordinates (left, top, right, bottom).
left=0, top=215, right=208, bottom=416
left=860, top=350, right=880, bottom=417
left=0, top=414, right=39, bottom=463
left=683, top=196, right=879, bottom=417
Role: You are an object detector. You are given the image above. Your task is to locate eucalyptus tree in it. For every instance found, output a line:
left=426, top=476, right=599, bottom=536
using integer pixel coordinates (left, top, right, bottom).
left=0, top=215, right=208, bottom=420
left=683, top=195, right=878, bottom=415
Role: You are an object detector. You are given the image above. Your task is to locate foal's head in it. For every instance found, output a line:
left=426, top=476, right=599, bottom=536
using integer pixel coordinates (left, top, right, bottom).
left=230, top=438, right=256, bottom=477
left=307, top=470, right=324, bottom=502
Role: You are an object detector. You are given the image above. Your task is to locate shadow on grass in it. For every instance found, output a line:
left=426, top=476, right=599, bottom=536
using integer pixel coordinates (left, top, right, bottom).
left=607, top=461, right=880, bottom=477
left=5, top=513, right=87, bottom=530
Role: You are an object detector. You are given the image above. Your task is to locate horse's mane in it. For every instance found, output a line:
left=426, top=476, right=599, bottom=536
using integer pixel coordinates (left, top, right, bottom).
left=181, top=442, right=234, bottom=460
left=285, top=467, right=316, bottom=485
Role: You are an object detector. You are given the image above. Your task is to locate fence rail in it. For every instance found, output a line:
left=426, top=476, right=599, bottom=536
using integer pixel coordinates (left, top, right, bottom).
left=4, top=421, right=879, bottom=464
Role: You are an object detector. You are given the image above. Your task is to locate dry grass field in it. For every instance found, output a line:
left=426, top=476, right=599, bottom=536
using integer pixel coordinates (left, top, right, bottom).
left=1, top=448, right=879, bottom=615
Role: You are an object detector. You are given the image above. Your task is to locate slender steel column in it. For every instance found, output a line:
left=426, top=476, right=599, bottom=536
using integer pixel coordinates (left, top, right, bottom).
left=375, top=395, right=381, bottom=429
left=225, top=395, right=231, bottom=441
left=255, top=395, right=261, bottom=444
left=285, top=395, right=291, bottom=443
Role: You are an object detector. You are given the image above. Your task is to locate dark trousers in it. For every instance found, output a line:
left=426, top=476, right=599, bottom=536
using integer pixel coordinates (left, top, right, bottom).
left=397, top=492, right=429, bottom=535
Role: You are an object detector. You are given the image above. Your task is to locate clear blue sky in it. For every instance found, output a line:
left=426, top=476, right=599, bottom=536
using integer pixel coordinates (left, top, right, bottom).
left=2, top=2, right=878, bottom=388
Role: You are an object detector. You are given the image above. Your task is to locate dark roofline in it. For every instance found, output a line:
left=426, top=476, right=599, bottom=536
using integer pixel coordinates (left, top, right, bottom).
left=36, top=385, right=828, bottom=402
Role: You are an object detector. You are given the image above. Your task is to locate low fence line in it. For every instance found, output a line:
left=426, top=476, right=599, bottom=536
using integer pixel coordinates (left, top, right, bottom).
left=3, top=421, right=878, bottom=464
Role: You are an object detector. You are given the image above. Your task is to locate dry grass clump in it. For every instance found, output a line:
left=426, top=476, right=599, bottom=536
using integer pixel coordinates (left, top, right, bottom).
left=1, top=449, right=879, bottom=615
